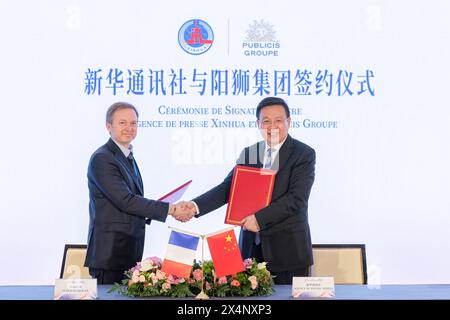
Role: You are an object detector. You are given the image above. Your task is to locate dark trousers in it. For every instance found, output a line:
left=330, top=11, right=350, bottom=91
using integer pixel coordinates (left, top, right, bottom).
left=89, top=268, right=125, bottom=285
left=251, top=244, right=311, bottom=285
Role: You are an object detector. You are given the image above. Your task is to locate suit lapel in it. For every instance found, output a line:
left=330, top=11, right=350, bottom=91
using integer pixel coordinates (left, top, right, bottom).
left=257, top=141, right=265, bottom=168
left=107, top=139, right=144, bottom=195
left=270, top=135, right=293, bottom=200
left=272, top=135, right=293, bottom=173
left=133, top=160, right=144, bottom=193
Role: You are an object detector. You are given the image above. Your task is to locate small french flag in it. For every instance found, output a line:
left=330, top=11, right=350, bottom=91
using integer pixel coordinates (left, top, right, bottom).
left=161, top=230, right=199, bottom=278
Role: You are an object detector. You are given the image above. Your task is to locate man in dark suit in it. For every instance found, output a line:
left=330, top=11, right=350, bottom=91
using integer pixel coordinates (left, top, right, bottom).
left=187, top=97, right=316, bottom=284
left=84, top=102, right=193, bottom=284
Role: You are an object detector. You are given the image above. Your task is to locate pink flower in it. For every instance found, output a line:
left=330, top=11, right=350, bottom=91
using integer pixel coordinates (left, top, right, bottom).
left=169, top=275, right=185, bottom=284
left=248, top=276, right=258, bottom=290
left=148, top=256, right=162, bottom=267
left=151, top=273, right=159, bottom=285
left=162, top=282, right=171, bottom=291
left=187, top=278, right=195, bottom=284
left=243, top=258, right=253, bottom=269
left=131, top=274, right=140, bottom=283
left=132, top=270, right=140, bottom=278
left=217, top=276, right=228, bottom=285
left=156, top=270, right=166, bottom=280
left=192, top=269, right=203, bottom=281
left=230, top=279, right=240, bottom=287
left=205, top=281, right=212, bottom=290
left=128, top=279, right=134, bottom=286
left=130, top=262, right=141, bottom=272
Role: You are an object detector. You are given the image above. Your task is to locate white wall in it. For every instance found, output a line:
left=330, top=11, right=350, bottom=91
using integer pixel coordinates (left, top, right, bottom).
left=0, top=0, right=449, bottom=285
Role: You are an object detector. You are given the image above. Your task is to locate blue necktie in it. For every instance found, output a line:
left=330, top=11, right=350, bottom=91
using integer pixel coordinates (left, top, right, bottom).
left=127, top=152, right=139, bottom=178
left=255, top=148, right=274, bottom=245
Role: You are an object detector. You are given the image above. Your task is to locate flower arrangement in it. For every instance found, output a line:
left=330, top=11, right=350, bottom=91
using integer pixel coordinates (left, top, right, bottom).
left=109, top=256, right=274, bottom=298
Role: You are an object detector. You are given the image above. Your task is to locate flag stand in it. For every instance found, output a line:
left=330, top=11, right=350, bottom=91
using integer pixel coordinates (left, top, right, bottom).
left=195, top=235, right=209, bottom=300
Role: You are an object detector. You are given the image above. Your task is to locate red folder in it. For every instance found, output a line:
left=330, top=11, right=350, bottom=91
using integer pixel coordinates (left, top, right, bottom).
left=225, top=165, right=276, bottom=226
left=158, top=180, right=192, bottom=204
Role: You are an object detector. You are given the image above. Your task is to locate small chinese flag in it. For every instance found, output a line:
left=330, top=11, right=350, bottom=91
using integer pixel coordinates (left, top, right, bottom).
left=206, top=229, right=245, bottom=277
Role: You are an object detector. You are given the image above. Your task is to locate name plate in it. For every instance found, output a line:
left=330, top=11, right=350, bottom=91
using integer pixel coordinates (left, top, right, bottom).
left=54, top=279, right=97, bottom=300
left=292, top=277, right=335, bottom=298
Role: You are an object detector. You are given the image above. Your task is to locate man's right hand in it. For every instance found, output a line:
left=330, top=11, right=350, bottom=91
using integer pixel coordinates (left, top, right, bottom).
left=169, top=201, right=196, bottom=222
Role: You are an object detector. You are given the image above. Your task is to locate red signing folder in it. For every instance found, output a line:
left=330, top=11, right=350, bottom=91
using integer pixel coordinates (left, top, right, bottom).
left=225, top=165, right=276, bottom=226
left=158, top=180, right=192, bottom=204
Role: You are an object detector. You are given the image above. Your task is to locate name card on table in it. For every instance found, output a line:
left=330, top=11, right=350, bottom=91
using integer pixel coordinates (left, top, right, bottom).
left=54, top=279, right=97, bottom=300
left=292, top=277, right=335, bottom=298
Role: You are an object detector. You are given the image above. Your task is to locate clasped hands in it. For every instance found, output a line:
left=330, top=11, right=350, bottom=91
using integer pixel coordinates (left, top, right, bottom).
left=169, top=201, right=197, bottom=222
left=169, top=201, right=261, bottom=232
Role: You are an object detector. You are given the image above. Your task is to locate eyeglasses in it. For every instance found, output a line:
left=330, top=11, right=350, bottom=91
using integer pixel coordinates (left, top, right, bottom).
left=259, top=118, right=287, bottom=128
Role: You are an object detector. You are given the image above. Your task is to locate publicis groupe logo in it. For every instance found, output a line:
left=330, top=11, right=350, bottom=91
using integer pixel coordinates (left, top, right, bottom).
left=178, top=19, right=214, bottom=55
left=242, top=19, right=280, bottom=57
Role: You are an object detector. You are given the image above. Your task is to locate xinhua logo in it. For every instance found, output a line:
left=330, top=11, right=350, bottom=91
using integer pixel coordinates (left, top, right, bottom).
left=178, top=19, right=214, bottom=55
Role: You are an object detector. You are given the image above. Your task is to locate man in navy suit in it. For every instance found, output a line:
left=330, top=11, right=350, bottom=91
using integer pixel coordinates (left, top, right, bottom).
left=84, top=102, right=193, bottom=284
left=187, top=97, right=316, bottom=284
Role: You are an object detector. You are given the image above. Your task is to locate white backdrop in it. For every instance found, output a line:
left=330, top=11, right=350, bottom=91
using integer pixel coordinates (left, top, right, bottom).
left=1, top=0, right=449, bottom=285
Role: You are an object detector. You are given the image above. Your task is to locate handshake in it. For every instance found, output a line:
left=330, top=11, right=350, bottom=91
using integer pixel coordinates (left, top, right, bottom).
left=168, top=201, right=198, bottom=222
left=167, top=200, right=260, bottom=232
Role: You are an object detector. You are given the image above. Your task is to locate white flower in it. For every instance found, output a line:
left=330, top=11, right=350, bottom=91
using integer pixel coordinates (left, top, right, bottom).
left=248, top=276, right=258, bottom=290
left=140, top=259, right=153, bottom=272
left=257, top=262, right=267, bottom=270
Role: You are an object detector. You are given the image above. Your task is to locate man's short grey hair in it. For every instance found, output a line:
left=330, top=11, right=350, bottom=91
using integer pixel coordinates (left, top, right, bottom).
left=106, top=102, right=139, bottom=123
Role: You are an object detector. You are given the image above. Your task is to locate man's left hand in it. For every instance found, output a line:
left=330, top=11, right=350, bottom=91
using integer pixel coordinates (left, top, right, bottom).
left=241, top=215, right=260, bottom=232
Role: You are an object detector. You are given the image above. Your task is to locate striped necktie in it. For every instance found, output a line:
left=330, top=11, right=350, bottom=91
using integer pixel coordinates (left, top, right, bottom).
left=255, top=148, right=275, bottom=245
left=264, top=148, right=274, bottom=169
